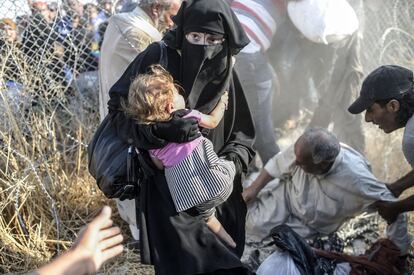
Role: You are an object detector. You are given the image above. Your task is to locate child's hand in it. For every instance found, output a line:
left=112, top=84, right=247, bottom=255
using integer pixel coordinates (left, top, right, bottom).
left=220, top=91, right=228, bottom=110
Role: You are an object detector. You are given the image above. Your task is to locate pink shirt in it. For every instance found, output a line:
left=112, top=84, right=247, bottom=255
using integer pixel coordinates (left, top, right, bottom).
left=149, top=110, right=203, bottom=168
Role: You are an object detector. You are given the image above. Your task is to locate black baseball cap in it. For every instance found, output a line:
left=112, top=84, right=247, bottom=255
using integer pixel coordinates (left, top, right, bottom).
left=348, top=65, right=414, bottom=114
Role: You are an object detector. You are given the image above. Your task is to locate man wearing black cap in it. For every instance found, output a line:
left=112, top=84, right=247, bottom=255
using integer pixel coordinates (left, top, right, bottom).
left=348, top=64, right=414, bottom=224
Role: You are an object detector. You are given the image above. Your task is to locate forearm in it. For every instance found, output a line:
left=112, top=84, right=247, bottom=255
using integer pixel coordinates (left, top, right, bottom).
left=112, top=112, right=167, bottom=150
left=391, top=170, right=414, bottom=193
left=38, top=249, right=93, bottom=275
left=390, top=195, right=414, bottom=214
left=200, top=102, right=226, bottom=129
left=250, top=169, right=274, bottom=193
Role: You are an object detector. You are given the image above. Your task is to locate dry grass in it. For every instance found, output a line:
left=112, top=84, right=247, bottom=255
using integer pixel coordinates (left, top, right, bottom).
left=0, top=45, right=157, bottom=273
left=0, top=57, right=104, bottom=272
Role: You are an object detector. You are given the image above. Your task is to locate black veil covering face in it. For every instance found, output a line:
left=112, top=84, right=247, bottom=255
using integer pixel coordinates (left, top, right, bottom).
left=107, top=0, right=255, bottom=274
left=163, top=0, right=249, bottom=113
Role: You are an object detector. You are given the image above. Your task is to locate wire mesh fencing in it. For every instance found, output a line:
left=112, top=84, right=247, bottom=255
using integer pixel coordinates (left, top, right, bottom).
left=358, top=0, right=414, bottom=71
left=0, top=0, right=119, bottom=272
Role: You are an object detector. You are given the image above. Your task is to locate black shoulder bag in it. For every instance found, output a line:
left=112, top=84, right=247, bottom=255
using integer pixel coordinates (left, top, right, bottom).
left=88, top=41, right=168, bottom=199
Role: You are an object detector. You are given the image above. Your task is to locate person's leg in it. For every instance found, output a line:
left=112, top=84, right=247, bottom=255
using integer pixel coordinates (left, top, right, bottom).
left=309, top=33, right=365, bottom=152
left=115, top=198, right=140, bottom=240
left=235, top=52, right=279, bottom=165
left=206, top=215, right=236, bottom=248
left=254, top=67, right=280, bottom=164
left=195, top=204, right=236, bottom=248
left=331, top=33, right=365, bottom=153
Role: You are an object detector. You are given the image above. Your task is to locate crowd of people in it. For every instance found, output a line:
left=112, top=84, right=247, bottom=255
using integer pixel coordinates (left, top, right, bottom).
left=2, top=0, right=414, bottom=274
left=0, top=0, right=124, bottom=94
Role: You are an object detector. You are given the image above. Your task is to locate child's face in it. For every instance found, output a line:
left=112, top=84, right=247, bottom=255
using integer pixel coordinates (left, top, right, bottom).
left=171, top=88, right=185, bottom=112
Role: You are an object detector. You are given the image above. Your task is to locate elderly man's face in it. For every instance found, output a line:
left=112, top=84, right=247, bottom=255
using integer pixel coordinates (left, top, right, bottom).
left=163, top=0, right=180, bottom=29
left=294, top=138, right=329, bottom=175
left=156, top=0, right=180, bottom=32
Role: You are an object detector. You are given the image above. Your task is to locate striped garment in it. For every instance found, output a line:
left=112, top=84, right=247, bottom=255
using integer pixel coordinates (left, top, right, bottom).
left=231, top=0, right=285, bottom=52
left=165, top=138, right=235, bottom=214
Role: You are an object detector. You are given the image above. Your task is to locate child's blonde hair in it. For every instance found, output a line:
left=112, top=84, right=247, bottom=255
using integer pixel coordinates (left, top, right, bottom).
left=123, top=65, right=179, bottom=124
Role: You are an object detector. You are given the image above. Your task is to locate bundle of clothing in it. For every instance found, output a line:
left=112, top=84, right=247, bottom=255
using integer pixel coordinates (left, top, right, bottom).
left=256, top=224, right=405, bottom=275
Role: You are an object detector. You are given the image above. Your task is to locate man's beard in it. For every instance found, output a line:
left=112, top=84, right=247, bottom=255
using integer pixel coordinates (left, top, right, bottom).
left=156, top=12, right=169, bottom=34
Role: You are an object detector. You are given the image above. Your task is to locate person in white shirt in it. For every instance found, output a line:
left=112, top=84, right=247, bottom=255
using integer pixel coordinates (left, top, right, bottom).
left=243, top=127, right=411, bottom=254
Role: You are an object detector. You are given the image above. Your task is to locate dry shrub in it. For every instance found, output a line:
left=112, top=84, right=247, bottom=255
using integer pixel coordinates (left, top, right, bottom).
left=0, top=45, right=155, bottom=273
left=0, top=51, right=111, bottom=272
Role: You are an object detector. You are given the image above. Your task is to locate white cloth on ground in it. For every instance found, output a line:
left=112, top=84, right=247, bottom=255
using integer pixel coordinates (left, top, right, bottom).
left=256, top=249, right=352, bottom=275
left=246, top=143, right=411, bottom=254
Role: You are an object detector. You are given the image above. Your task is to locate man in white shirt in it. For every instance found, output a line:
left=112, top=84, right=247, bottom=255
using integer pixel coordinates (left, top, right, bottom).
left=98, top=0, right=181, bottom=241
left=99, top=0, right=181, bottom=120
left=243, top=127, right=411, bottom=254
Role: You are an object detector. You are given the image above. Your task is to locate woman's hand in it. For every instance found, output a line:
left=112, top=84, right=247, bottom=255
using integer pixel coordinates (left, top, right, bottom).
left=153, top=109, right=201, bottom=143
left=386, top=182, right=404, bottom=198
left=224, top=152, right=244, bottom=175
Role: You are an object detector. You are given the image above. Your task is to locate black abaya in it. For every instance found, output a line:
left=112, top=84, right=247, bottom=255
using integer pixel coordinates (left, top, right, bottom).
left=107, top=1, right=255, bottom=273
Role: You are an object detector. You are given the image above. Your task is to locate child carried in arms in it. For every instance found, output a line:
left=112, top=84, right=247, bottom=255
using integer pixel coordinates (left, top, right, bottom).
left=123, top=65, right=236, bottom=248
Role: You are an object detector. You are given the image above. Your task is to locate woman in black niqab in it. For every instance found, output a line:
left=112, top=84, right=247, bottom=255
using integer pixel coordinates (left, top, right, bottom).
left=108, top=0, right=255, bottom=274
left=163, top=0, right=249, bottom=113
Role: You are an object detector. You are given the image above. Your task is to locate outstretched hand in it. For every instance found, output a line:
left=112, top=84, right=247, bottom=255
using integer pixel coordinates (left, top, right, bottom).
left=73, top=206, right=124, bottom=272
left=38, top=206, right=124, bottom=275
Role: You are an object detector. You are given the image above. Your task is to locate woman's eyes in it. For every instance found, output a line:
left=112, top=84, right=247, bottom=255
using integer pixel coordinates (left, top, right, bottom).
left=190, top=34, right=202, bottom=41
left=186, top=33, right=224, bottom=45
left=206, top=38, right=220, bottom=44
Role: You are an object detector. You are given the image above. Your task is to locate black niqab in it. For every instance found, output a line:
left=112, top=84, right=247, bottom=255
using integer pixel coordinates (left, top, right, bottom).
left=163, top=0, right=249, bottom=113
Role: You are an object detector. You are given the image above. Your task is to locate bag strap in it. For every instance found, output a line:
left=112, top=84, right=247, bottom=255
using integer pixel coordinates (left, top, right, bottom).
left=158, top=40, right=168, bottom=68
left=127, top=145, right=136, bottom=183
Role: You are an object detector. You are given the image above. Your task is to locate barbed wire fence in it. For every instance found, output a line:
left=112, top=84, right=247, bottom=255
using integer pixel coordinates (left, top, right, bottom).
left=0, top=0, right=120, bottom=272
left=358, top=0, right=414, bottom=71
